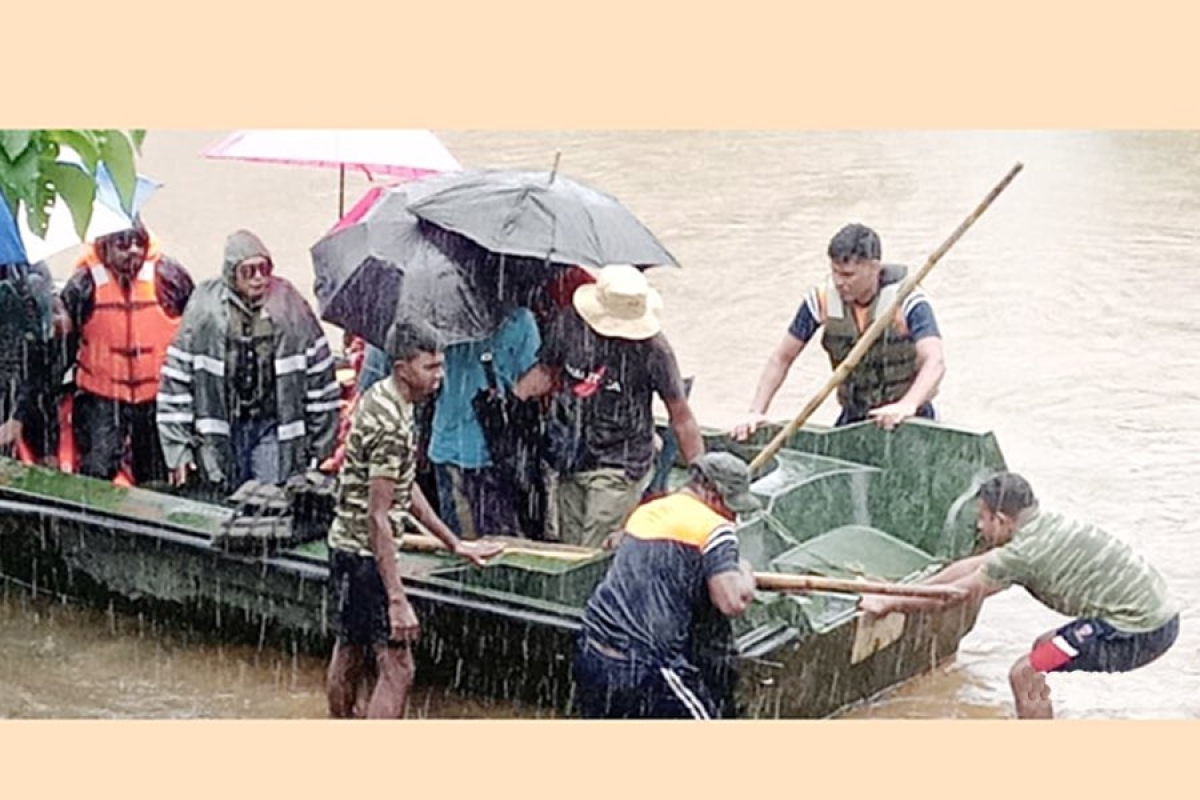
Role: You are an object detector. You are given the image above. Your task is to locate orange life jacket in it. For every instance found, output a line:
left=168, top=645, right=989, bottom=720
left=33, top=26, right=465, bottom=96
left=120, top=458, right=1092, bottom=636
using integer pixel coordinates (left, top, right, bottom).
left=74, top=240, right=180, bottom=405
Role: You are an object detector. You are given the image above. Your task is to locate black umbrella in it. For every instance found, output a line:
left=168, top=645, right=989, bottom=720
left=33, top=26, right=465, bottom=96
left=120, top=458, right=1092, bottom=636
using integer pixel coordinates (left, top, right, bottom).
left=404, top=167, right=680, bottom=269
left=310, top=185, right=514, bottom=350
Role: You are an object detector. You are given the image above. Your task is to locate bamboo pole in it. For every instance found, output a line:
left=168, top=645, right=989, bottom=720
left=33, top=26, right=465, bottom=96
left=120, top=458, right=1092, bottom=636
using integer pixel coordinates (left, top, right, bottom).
left=753, top=572, right=966, bottom=600
left=748, top=162, right=1024, bottom=475
left=399, top=533, right=599, bottom=562
left=401, top=533, right=963, bottom=599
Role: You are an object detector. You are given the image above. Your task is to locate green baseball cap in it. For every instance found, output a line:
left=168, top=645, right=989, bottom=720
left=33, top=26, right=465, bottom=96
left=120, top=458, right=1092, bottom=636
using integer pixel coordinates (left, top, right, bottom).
left=691, top=452, right=761, bottom=514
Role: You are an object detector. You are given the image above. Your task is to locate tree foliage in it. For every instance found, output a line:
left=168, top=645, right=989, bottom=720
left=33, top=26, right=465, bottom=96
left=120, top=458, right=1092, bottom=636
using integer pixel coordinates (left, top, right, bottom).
left=0, top=129, right=146, bottom=240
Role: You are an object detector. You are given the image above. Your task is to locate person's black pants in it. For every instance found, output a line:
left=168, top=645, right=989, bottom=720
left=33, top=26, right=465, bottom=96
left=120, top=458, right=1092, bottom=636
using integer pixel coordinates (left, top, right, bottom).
left=73, top=391, right=167, bottom=484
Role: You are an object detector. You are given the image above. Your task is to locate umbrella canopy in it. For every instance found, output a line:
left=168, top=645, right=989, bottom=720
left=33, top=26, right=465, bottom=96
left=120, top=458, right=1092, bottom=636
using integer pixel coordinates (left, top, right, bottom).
left=203, top=129, right=462, bottom=216
left=404, top=168, right=679, bottom=269
left=2, top=162, right=160, bottom=264
left=0, top=197, right=25, bottom=264
left=311, top=185, right=520, bottom=350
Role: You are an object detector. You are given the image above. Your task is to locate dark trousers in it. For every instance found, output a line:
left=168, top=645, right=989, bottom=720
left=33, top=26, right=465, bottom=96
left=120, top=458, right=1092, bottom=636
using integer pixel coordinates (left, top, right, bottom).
left=73, top=391, right=167, bottom=484
left=434, top=462, right=524, bottom=539
left=572, top=634, right=717, bottom=719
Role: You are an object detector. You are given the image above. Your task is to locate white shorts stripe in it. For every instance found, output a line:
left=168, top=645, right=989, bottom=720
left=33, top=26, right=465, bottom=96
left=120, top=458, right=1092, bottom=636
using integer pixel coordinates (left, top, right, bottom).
left=1052, top=635, right=1079, bottom=658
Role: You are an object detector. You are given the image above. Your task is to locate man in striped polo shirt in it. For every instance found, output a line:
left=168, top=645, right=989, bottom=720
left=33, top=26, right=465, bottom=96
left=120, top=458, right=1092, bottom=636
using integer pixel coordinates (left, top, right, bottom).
left=860, top=472, right=1180, bottom=719
left=733, top=223, right=945, bottom=440
left=573, top=452, right=760, bottom=719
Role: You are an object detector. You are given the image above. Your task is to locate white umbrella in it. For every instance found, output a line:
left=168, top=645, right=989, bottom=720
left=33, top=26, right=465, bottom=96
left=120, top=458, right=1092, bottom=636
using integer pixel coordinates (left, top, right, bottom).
left=17, top=161, right=161, bottom=263
left=202, top=129, right=462, bottom=216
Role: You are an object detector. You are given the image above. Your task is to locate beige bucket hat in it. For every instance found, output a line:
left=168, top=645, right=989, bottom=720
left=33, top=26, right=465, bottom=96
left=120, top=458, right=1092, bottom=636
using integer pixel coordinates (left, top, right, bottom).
left=572, top=264, right=663, bottom=340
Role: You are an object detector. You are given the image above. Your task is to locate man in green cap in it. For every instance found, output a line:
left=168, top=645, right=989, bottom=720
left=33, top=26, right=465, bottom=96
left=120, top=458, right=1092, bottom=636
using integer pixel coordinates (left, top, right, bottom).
left=573, top=451, right=760, bottom=719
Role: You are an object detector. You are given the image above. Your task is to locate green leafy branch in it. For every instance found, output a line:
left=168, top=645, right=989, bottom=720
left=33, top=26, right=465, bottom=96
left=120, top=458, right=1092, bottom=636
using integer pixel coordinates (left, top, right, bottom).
left=0, top=129, right=147, bottom=242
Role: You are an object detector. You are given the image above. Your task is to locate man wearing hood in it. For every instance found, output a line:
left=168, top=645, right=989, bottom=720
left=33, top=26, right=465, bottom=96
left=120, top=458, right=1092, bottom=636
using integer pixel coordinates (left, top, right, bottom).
left=59, top=220, right=194, bottom=484
left=156, top=230, right=340, bottom=492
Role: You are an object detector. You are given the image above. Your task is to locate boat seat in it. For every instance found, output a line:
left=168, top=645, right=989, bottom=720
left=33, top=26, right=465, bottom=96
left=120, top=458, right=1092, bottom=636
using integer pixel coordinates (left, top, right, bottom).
left=769, top=524, right=939, bottom=583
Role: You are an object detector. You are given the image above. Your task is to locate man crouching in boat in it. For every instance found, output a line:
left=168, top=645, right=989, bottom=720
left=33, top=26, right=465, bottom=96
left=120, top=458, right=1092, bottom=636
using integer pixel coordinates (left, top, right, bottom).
left=573, top=452, right=759, bottom=719
left=860, top=472, right=1180, bottom=719
left=732, top=223, right=945, bottom=439
left=324, top=319, right=503, bottom=719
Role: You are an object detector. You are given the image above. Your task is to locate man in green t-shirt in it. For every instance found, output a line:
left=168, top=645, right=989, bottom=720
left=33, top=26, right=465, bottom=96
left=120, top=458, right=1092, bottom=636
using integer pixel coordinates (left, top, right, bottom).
left=860, top=472, right=1180, bottom=719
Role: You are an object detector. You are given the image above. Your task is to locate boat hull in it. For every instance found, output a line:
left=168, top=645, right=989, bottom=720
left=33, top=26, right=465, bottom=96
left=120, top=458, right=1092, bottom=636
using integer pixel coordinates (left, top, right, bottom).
left=0, top=418, right=1005, bottom=718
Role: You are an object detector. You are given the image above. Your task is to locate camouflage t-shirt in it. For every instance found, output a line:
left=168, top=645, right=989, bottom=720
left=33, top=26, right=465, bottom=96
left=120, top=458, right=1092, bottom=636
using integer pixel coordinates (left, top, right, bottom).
left=326, top=376, right=416, bottom=556
left=982, top=510, right=1178, bottom=633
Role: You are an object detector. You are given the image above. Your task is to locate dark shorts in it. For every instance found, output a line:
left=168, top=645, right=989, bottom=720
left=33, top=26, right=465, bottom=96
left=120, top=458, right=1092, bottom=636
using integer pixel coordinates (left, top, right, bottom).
left=329, top=548, right=390, bottom=648
left=572, top=634, right=718, bottom=720
left=1030, top=614, right=1180, bottom=674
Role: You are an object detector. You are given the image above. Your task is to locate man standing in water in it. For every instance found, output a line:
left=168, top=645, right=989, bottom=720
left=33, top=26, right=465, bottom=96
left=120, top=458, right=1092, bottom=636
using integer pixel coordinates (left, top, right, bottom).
left=325, top=319, right=502, bottom=719
left=573, top=452, right=759, bottom=719
left=733, top=223, right=944, bottom=439
left=860, top=472, right=1180, bottom=719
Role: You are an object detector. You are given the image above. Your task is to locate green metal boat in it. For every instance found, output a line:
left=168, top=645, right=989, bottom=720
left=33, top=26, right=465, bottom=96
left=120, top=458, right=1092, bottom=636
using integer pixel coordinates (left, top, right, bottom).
left=0, top=418, right=1005, bottom=718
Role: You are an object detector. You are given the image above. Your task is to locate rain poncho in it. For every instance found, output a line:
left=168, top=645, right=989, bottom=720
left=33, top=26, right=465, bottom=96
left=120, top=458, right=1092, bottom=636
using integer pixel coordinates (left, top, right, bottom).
left=156, top=231, right=341, bottom=487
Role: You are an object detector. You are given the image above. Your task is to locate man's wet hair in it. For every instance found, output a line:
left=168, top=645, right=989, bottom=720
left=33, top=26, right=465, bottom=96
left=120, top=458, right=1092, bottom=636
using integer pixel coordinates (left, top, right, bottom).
left=385, top=318, right=444, bottom=363
left=827, top=223, right=882, bottom=264
left=976, top=472, right=1038, bottom=517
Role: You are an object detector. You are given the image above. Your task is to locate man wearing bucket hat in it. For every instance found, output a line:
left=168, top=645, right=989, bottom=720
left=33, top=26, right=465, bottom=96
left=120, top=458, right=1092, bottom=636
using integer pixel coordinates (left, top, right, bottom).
left=573, top=451, right=760, bottom=719
left=517, top=264, right=705, bottom=548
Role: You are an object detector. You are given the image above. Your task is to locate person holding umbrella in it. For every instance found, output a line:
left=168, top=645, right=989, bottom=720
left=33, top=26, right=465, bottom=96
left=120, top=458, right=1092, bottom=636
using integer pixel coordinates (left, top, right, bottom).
left=427, top=305, right=543, bottom=539
left=156, top=230, right=341, bottom=493
left=517, top=264, right=705, bottom=548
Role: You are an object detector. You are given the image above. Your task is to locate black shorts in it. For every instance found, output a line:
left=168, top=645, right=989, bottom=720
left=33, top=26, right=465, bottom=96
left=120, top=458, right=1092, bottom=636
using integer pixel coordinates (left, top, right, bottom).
left=1030, top=614, right=1180, bottom=674
left=329, top=548, right=390, bottom=647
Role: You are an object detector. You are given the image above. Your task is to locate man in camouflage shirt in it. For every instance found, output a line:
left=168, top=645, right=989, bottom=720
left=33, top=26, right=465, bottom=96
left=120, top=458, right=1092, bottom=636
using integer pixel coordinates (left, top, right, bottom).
left=861, top=472, right=1179, bottom=719
left=325, top=319, right=502, bottom=719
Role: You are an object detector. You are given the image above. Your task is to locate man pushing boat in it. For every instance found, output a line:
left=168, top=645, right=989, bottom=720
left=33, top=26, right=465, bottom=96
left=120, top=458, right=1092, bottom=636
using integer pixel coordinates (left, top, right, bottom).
left=573, top=451, right=759, bottom=719
left=860, top=471, right=1180, bottom=719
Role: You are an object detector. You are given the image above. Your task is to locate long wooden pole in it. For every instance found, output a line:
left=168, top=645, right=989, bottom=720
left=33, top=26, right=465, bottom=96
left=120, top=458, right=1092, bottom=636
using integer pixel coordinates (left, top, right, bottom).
left=748, top=162, right=1024, bottom=475
left=399, top=533, right=599, bottom=562
left=401, top=533, right=962, bottom=599
left=754, top=572, right=966, bottom=601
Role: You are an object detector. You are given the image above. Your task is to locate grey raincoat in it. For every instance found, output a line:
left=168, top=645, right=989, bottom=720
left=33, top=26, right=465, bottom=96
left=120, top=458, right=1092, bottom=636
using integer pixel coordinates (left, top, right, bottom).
left=156, top=231, right=341, bottom=487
